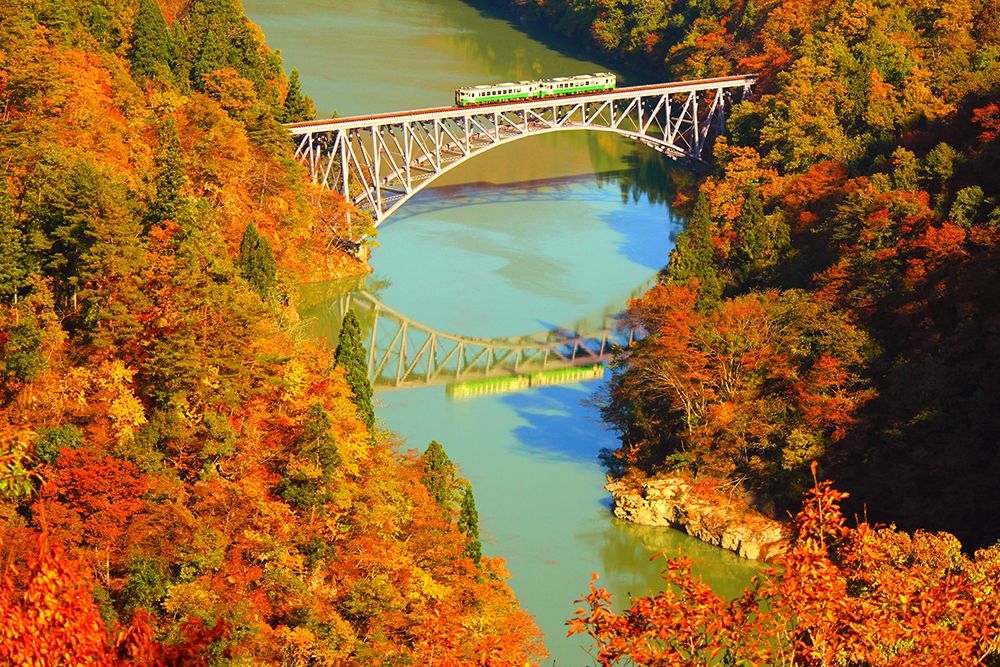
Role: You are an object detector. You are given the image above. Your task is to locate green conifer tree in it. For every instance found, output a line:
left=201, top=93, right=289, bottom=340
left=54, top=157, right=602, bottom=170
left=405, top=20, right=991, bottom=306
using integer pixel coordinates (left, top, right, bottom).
left=421, top=440, right=457, bottom=512
left=281, top=68, right=315, bottom=123
left=128, top=0, right=170, bottom=79
left=238, top=222, right=277, bottom=300
left=334, top=310, right=375, bottom=430
left=733, top=191, right=767, bottom=266
left=664, top=191, right=722, bottom=307
left=0, top=190, right=31, bottom=303
left=280, top=403, right=341, bottom=513
left=193, top=29, right=224, bottom=89
left=457, top=484, right=482, bottom=565
left=148, top=120, right=186, bottom=226
left=733, top=190, right=788, bottom=283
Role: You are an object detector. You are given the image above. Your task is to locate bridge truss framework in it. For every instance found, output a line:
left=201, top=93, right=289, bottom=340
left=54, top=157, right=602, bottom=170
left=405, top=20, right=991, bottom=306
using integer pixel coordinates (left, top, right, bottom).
left=333, top=291, right=642, bottom=391
left=289, top=75, right=755, bottom=228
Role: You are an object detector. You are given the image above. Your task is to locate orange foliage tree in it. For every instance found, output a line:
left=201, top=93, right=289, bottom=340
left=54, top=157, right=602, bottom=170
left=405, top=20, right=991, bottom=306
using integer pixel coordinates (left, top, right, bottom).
left=569, top=467, right=1000, bottom=665
left=605, top=282, right=873, bottom=501
left=0, top=538, right=228, bottom=666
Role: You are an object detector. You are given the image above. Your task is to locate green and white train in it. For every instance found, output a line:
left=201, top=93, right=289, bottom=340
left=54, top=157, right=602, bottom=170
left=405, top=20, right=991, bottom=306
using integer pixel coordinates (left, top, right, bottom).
left=454, top=72, right=616, bottom=106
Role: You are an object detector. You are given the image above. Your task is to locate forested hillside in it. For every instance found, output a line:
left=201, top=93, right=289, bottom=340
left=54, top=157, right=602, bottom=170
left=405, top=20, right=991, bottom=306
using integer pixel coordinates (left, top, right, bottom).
left=0, top=0, right=542, bottom=663
left=500, top=0, right=1000, bottom=548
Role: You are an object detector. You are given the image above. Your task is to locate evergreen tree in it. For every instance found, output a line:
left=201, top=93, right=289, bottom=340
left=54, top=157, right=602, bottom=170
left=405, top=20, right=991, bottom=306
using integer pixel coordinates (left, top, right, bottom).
left=128, top=0, right=170, bottom=79
left=169, top=23, right=192, bottom=86
left=334, top=310, right=374, bottom=430
left=148, top=120, right=186, bottom=226
left=733, top=191, right=788, bottom=283
left=192, top=29, right=224, bottom=90
left=280, top=403, right=341, bottom=513
left=664, top=191, right=722, bottom=307
left=733, top=191, right=767, bottom=267
left=457, top=485, right=482, bottom=565
left=26, top=159, right=132, bottom=314
left=420, top=440, right=457, bottom=512
left=0, top=190, right=31, bottom=303
left=281, top=69, right=314, bottom=123
left=238, top=222, right=277, bottom=300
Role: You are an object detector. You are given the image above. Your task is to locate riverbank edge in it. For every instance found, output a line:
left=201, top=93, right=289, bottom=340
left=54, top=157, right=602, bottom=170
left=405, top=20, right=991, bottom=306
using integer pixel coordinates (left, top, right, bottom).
left=606, top=477, right=791, bottom=562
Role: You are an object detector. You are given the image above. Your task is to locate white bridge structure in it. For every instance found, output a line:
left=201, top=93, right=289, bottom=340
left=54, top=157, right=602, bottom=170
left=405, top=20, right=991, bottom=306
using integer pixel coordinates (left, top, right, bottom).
left=332, top=290, right=646, bottom=391
left=288, top=74, right=755, bottom=228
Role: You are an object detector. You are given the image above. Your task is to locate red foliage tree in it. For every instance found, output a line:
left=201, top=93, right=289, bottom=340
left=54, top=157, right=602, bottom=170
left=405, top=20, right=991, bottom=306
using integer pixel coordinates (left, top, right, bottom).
left=569, top=467, right=1000, bottom=665
left=0, top=538, right=228, bottom=666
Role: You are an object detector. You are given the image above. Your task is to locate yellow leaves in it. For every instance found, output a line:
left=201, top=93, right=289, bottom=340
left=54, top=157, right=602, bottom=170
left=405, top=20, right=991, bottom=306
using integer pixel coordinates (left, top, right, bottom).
left=0, top=427, right=41, bottom=500
left=284, top=455, right=324, bottom=482
left=281, top=359, right=308, bottom=403
left=60, top=367, right=93, bottom=408
left=202, top=68, right=258, bottom=116
left=148, top=89, right=188, bottom=114
left=838, top=0, right=877, bottom=39
left=94, top=361, right=147, bottom=445
left=275, top=625, right=318, bottom=666
left=275, top=613, right=356, bottom=665
left=706, top=140, right=778, bottom=222
left=276, top=549, right=307, bottom=575
left=407, top=567, right=451, bottom=604
left=163, top=581, right=219, bottom=620
left=58, top=361, right=147, bottom=445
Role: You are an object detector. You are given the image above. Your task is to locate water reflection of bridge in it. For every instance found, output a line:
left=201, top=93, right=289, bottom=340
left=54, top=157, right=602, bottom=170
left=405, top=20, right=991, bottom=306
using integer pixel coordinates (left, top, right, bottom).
left=332, top=289, right=645, bottom=394
left=388, top=174, right=636, bottom=222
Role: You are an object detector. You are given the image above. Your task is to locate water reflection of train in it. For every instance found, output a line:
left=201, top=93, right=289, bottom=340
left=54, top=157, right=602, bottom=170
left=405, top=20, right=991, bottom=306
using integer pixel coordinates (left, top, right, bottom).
left=455, top=73, right=616, bottom=106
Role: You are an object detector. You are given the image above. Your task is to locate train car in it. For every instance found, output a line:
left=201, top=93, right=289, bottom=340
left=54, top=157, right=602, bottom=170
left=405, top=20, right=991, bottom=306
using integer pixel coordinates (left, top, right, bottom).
left=455, top=80, right=540, bottom=106
left=538, top=72, right=616, bottom=97
left=455, top=72, right=616, bottom=106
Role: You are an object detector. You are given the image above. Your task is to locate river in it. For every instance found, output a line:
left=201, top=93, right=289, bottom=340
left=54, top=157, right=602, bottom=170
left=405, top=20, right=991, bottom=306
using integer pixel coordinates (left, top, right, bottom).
left=244, top=0, right=761, bottom=663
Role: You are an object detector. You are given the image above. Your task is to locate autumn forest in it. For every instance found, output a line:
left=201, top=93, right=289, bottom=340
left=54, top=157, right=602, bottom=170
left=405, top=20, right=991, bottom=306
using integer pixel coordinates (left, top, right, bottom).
left=2, top=0, right=1000, bottom=664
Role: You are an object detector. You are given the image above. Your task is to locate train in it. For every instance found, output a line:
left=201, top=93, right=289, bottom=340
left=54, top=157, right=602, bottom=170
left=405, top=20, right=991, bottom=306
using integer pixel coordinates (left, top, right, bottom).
left=454, top=72, right=616, bottom=106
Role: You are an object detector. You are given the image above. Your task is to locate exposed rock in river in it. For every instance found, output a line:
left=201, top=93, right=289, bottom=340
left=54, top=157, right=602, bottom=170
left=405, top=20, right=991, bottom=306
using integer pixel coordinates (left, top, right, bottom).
left=606, top=477, right=791, bottom=562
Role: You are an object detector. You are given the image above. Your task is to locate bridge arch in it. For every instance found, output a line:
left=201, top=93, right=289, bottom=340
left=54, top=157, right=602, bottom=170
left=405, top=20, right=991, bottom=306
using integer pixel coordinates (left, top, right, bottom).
left=350, top=126, right=676, bottom=227
left=289, top=75, right=755, bottom=228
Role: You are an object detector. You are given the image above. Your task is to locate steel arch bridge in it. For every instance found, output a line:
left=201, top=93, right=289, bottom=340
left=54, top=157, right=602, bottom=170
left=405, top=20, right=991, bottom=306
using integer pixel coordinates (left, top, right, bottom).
left=288, top=74, right=755, bottom=228
left=331, top=290, right=645, bottom=392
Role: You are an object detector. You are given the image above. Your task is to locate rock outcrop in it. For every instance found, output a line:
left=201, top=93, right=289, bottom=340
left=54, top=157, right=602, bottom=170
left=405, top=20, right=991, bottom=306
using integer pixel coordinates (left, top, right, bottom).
left=606, top=477, right=791, bottom=562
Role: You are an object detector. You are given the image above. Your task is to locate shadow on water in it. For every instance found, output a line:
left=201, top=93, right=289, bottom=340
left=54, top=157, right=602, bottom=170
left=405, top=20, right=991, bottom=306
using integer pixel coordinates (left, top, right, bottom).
left=599, top=207, right=678, bottom=271
left=503, top=381, right=611, bottom=464
left=388, top=174, right=635, bottom=224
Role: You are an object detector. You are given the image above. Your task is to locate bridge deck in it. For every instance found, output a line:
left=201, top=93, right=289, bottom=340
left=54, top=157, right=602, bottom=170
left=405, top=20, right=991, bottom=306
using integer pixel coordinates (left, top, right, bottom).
left=286, top=74, right=756, bottom=134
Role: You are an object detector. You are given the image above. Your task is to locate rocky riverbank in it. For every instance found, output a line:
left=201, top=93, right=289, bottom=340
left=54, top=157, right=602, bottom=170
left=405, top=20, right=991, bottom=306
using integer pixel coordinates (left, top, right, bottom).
left=607, top=477, right=791, bottom=562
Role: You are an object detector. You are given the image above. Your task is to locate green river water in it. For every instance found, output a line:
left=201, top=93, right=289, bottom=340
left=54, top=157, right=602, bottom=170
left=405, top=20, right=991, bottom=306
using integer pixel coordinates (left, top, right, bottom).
left=244, top=1, right=762, bottom=662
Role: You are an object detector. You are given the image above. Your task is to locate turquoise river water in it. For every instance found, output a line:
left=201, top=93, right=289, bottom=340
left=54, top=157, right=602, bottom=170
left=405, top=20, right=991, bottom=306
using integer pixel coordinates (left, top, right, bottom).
left=244, top=1, right=761, bottom=663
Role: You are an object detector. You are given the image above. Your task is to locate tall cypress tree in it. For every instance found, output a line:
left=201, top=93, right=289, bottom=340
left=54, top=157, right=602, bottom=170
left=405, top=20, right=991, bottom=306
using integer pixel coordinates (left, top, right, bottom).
left=281, top=69, right=315, bottom=123
left=733, top=190, right=787, bottom=283
left=192, top=29, right=224, bottom=89
left=128, top=0, right=170, bottom=79
left=0, top=189, right=31, bottom=303
left=334, top=310, right=374, bottom=430
left=280, top=403, right=341, bottom=513
left=148, top=120, right=186, bottom=226
left=420, top=440, right=457, bottom=512
left=664, top=191, right=722, bottom=307
left=457, top=485, right=482, bottom=565
left=238, top=222, right=277, bottom=300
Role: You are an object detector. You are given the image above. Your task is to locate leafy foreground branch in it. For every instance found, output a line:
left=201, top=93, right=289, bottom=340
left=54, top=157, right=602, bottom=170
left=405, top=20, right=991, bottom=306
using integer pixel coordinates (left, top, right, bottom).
left=569, top=466, right=1000, bottom=666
